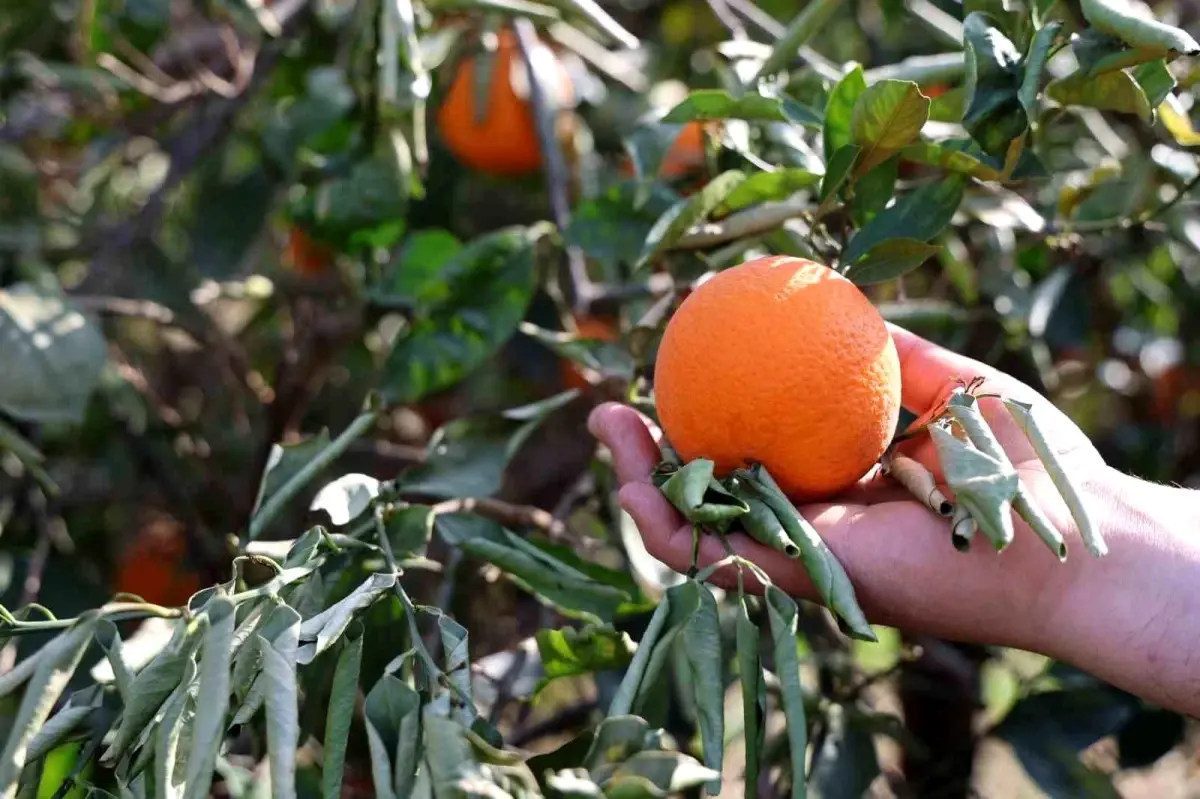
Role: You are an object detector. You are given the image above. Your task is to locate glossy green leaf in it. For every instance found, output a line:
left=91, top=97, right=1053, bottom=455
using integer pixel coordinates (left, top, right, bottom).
left=662, top=90, right=794, bottom=123
left=535, top=625, right=635, bottom=689
left=718, top=169, right=822, bottom=215
left=843, top=174, right=967, bottom=268
left=566, top=182, right=675, bottom=271
left=962, top=12, right=1028, bottom=156
left=1046, top=68, right=1152, bottom=121
left=396, top=415, right=527, bottom=500
left=898, top=141, right=1004, bottom=181
left=297, top=573, right=397, bottom=664
left=1079, top=0, right=1200, bottom=55
left=819, top=144, right=861, bottom=203
left=845, top=239, right=944, bottom=285
left=680, top=583, right=724, bottom=794
left=384, top=504, right=435, bottom=558
left=659, top=458, right=749, bottom=528
left=823, top=66, right=867, bottom=161
left=375, top=229, right=462, bottom=308
left=850, top=80, right=931, bottom=173
left=1132, top=59, right=1176, bottom=111
left=322, top=624, right=363, bottom=799
left=734, top=466, right=875, bottom=641
left=382, top=224, right=550, bottom=404
left=1020, top=22, right=1063, bottom=114
left=0, top=283, right=107, bottom=425
left=848, top=156, right=899, bottom=226
left=0, top=616, right=98, bottom=797
left=764, top=587, right=808, bottom=799
left=636, top=170, right=748, bottom=269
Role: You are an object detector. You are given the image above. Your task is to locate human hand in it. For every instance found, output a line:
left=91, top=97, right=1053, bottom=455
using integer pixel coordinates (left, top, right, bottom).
left=589, top=324, right=1200, bottom=716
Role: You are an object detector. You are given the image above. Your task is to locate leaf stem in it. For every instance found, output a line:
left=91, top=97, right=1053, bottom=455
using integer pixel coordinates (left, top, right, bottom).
left=248, top=409, right=379, bottom=541
left=1, top=602, right=183, bottom=637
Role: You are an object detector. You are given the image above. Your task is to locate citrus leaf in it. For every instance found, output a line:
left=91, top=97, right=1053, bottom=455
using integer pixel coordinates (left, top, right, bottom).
left=154, top=657, right=198, bottom=799
left=364, top=675, right=421, bottom=799
left=606, top=601, right=671, bottom=718
left=322, top=624, right=363, bottom=799
left=898, top=141, right=1004, bottom=180
left=25, top=686, right=104, bottom=764
left=736, top=599, right=765, bottom=799
left=181, top=596, right=236, bottom=799
left=843, top=174, right=968, bottom=265
left=819, top=144, right=862, bottom=203
left=823, top=66, right=867, bottom=161
left=1046, top=68, right=1152, bottom=121
left=535, top=625, right=635, bottom=689
left=658, top=458, right=750, bottom=528
left=566, top=181, right=675, bottom=271
left=604, top=751, right=721, bottom=795
left=258, top=605, right=301, bottom=799
left=1020, top=21, right=1063, bottom=115
left=1158, top=94, right=1200, bottom=146
left=382, top=224, right=550, bottom=404
left=297, top=573, right=397, bottom=664
left=1079, top=0, right=1200, bottom=56
left=680, top=583, right=724, bottom=794
left=764, top=587, right=808, bottom=799
left=929, top=425, right=1018, bottom=551
left=92, top=620, right=135, bottom=702
left=662, top=90, right=791, bottom=123
left=310, top=473, right=381, bottom=527
left=0, top=283, right=107, bottom=425
left=963, top=12, right=1029, bottom=156
left=0, top=616, right=98, bottom=797
left=728, top=482, right=800, bottom=559
left=438, top=614, right=474, bottom=727
left=636, top=170, right=748, bottom=269
left=845, top=239, right=944, bottom=285
left=1132, top=58, right=1176, bottom=111
left=251, top=430, right=332, bottom=520
left=734, top=465, right=876, bottom=641
left=717, top=169, right=822, bottom=215
left=850, top=80, right=931, bottom=173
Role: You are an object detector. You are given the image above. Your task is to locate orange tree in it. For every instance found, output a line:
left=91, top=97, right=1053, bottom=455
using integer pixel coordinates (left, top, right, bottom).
left=0, top=0, right=1198, bottom=796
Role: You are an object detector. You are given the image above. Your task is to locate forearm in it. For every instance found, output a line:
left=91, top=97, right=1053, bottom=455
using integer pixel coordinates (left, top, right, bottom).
left=1044, top=468, right=1200, bottom=716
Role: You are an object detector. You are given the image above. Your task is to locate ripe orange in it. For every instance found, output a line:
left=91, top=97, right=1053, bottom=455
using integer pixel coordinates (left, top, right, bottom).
left=283, top=225, right=335, bottom=275
left=114, top=517, right=201, bottom=607
left=653, top=256, right=902, bottom=500
left=436, top=29, right=574, bottom=176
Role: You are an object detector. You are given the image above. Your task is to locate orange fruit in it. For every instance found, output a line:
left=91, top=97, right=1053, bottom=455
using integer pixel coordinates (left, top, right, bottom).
left=653, top=256, right=902, bottom=501
left=114, top=517, right=201, bottom=607
left=618, top=120, right=708, bottom=185
left=436, top=29, right=574, bottom=176
left=283, top=225, right=335, bottom=275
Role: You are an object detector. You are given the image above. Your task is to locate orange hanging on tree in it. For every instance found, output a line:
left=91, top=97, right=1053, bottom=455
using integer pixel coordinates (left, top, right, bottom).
left=436, top=28, right=575, bottom=177
left=653, top=256, right=902, bottom=501
left=283, top=225, right=336, bottom=276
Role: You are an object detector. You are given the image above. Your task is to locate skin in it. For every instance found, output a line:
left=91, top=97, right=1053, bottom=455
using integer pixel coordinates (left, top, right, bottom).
left=589, top=324, right=1200, bottom=717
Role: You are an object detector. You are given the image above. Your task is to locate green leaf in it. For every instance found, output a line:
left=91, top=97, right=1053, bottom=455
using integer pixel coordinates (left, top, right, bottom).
left=1079, top=0, right=1200, bottom=55
left=603, top=751, right=721, bottom=796
left=364, top=675, right=421, bottom=799
left=607, top=602, right=672, bottom=719
left=658, top=459, right=749, bottom=528
left=928, top=87, right=967, bottom=122
left=182, top=597, right=236, bottom=799
left=520, top=323, right=636, bottom=385
left=251, top=430, right=332, bottom=520
left=297, top=573, right=397, bottom=664
left=823, top=66, right=867, bottom=161
left=1072, top=28, right=1150, bottom=75
left=435, top=514, right=631, bottom=623
left=322, top=625, right=363, bottom=799
left=808, top=704, right=880, bottom=799
left=717, top=169, right=822, bottom=215
left=258, top=605, right=301, bottom=799
left=92, top=620, right=135, bottom=702
left=848, top=157, right=898, bottom=226
left=734, top=466, right=875, bottom=641
left=566, top=182, right=676, bottom=272
left=928, top=425, right=1018, bottom=551
left=680, top=583, right=724, bottom=794
left=1132, top=59, right=1176, bottom=111
left=384, top=504, right=434, bottom=557
left=102, top=625, right=196, bottom=764
left=662, top=90, right=794, bottom=123
left=844, top=239, right=944, bottom=285
left=1020, top=22, right=1063, bottom=115
left=962, top=12, right=1028, bottom=156
left=0, top=283, right=107, bottom=425
left=764, top=587, right=808, bottom=799
left=818, top=144, right=862, bottom=203
left=1046, top=68, right=1153, bottom=121
left=635, top=171, right=748, bottom=269
left=898, top=140, right=1004, bottom=181
left=154, top=657, right=197, bottom=799
left=842, top=174, right=967, bottom=267
left=438, top=614, right=475, bottom=727
left=0, top=617, right=98, bottom=797
left=535, top=625, right=635, bottom=689
left=584, top=716, right=653, bottom=770
left=728, top=483, right=800, bottom=559
left=850, top=80, right=931, bottom=173
left=25, top=686, right=103, bottom=764
left=373, top=229, right=462, bottom=308
left=735, top=600, right=765, bottom=799
left=381, top=224, right=550, bottom=404
left=309, top=473, right=381, bottom=527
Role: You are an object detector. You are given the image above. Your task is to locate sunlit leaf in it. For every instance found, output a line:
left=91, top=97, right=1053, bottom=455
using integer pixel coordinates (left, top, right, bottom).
left=850, top=79, right=930, bottom=173
left=843, top=174, right=968, bottom=266
left=635, top=170, right=747, bottom=269
left=718, top=169, right=822, bottom=215
left=535, top=625, right=635, bottom=689
left=845, top=238, right=944, bottom=285
left=823, top=66, right=867, bottom=161
left=1046, top=68, right=1153, bottom=121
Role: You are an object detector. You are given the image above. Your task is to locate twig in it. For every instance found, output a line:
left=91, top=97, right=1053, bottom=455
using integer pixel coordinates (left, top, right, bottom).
left=545, top=22, right=647, bottom=92
left=0, top=488, right=58, bottom=672
left=429, top=496, right=568, bottom=541
left=723, top=0, right=842, bottom=81
left=672, top=196, right=812, bottom=249
left=512, top=18, right=597, bottom=314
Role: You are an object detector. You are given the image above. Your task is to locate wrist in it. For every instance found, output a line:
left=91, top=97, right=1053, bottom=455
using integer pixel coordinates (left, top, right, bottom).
left=1044, top=467, right=1200, bottom=715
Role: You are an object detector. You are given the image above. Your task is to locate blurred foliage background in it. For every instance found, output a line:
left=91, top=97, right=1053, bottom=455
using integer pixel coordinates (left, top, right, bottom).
left=1, top=0, right=1199, bottom=796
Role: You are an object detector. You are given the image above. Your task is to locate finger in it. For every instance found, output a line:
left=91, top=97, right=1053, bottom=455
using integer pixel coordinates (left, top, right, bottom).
left=888, top=324, right=1039, bottom=415
left=588, top=402, right=664, bottom=485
